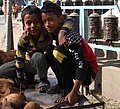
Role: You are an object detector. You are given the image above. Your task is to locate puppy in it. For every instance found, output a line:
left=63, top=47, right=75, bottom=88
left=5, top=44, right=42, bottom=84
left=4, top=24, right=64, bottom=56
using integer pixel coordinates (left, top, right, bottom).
left=0, top=50, right=16, bottom=66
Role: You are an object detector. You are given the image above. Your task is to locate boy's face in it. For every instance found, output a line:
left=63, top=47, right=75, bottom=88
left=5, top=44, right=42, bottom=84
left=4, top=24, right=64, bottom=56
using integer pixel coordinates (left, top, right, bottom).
left=41, top=13, right=63, bottom=34
left=24, top=13, right=43, bottom=36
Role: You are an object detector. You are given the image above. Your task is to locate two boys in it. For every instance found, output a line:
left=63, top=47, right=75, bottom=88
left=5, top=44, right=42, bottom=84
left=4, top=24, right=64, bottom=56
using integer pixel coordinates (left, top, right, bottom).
left=0, top=5, right=74, bottom=92
left=0, top=2, right=98, bottom=106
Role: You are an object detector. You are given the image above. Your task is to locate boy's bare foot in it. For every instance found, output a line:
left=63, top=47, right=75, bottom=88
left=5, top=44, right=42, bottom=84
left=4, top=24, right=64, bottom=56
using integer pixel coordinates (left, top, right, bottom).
left=54, top=97, right=65, bottom=104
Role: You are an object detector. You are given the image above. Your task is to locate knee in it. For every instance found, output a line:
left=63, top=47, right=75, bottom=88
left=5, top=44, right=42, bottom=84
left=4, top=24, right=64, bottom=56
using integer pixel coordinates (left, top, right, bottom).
left=53, top=46, right=66, bottom=63
left=31, top=52, right=45, bottom=63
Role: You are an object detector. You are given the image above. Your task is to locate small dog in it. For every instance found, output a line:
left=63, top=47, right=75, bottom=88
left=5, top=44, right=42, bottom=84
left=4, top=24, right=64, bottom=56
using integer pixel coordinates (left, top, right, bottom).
left=0, top=50, right=16, bottom=66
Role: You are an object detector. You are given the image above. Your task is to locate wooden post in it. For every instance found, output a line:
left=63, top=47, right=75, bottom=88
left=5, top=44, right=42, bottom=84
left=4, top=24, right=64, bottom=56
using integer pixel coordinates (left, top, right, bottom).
left=5, top=0, right=14, bottom=52
left=3, top=0, right=7, bottom=22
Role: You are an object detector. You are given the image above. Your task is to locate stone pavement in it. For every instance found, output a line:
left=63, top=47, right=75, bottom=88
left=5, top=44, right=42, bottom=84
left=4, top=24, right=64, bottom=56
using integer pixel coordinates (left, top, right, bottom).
left=24, top=68, right=61, bottom=108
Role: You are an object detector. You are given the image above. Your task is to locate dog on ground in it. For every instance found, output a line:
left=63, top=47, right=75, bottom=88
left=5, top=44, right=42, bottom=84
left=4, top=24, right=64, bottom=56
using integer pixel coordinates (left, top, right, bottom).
left=0, top=50, right=16, bottom=66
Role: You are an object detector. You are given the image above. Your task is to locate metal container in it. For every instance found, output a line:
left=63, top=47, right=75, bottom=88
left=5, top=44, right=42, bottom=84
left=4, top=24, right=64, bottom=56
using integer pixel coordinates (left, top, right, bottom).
left=68, top=12, right=79, bottom=33
left=84, top=0, right=93, bottom=15
left=88, top=12, right=102, bottom=39
left=62, top=0, right=73, bottom=14
left=94, top=0, right=102, bottom=15
left=102, top=0, right=114, bottom=14
left=103, top=15, right=118, bottom=41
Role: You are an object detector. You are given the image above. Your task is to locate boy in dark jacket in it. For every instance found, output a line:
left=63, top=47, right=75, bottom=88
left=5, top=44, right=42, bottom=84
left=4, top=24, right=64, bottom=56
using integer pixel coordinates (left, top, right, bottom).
left=41, top=1, right=98, bottom=106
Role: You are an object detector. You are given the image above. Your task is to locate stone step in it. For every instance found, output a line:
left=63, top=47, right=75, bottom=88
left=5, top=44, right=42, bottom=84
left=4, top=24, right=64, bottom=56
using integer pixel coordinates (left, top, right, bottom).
left=90, top=58, right=120, bottom=101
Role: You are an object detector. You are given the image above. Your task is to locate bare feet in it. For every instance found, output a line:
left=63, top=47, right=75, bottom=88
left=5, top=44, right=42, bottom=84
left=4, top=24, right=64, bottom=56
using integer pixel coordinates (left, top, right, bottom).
left=54, top=97, right=65, bottom=103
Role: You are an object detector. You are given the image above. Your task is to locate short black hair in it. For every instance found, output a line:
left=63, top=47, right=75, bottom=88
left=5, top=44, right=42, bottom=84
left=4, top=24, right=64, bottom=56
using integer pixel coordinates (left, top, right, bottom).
left=21, top=6, right=43, bottom=29
left=41, top=1, right=62, bottom=16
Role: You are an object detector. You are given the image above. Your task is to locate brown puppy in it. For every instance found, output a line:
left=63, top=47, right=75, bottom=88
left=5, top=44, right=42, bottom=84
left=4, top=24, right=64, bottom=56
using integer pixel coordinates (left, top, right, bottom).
left=0, top=50, right=16, bottom=66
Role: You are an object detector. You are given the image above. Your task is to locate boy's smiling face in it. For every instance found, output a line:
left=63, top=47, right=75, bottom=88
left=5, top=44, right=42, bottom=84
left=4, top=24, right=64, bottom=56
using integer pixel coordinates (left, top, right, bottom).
left=24, top=13, right=43, bottom=36
left=41, top=13, right=63, bottom=35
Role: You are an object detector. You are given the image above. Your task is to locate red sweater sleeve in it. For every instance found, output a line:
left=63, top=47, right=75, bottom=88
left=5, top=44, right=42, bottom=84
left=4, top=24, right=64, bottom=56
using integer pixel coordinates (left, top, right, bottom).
left=81, top=38, right=98, bottom=74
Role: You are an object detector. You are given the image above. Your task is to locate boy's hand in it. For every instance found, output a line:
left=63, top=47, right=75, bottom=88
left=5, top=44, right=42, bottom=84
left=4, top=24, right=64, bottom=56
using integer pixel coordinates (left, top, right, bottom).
left=22, top=29, right=31, bottom=40
left=58, top=31, right=66, bottom=45
left=65, top=91, right=78, bottom=106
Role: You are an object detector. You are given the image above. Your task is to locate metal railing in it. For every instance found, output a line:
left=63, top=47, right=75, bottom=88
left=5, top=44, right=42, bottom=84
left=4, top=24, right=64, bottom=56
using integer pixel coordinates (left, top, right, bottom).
left=60, top=5, right=120, bottom=52
left=61, top=5, right=118, bottom=41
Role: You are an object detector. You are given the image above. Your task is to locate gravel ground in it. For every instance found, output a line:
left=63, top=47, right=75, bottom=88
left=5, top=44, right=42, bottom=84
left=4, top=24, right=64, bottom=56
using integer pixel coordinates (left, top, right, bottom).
left=87, top=92, right=120, bottom=109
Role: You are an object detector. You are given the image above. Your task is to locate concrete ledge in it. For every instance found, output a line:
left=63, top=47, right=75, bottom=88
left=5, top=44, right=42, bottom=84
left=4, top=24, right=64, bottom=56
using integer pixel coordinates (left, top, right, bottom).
left=102, top=66, right=120, bottom=101
left=90, top=58, right=120, bottom=101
